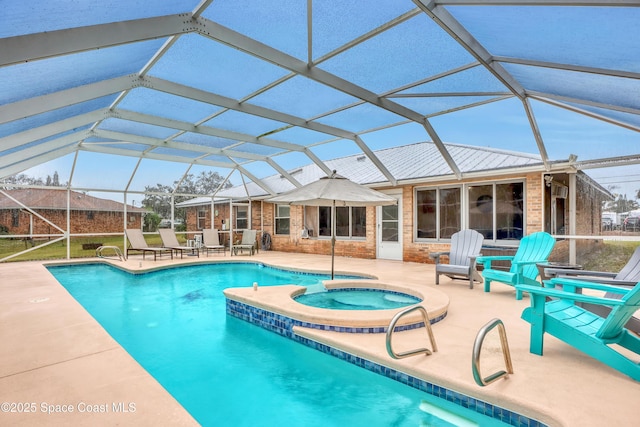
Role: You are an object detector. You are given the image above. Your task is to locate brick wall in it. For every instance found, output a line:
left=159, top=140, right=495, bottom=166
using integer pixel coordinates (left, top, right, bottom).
left=183, top=171, right=606, bottom=264
left=268, top=204, right=376, bottom=258
left=548, top=174, right=606, bottom=262
left=0, top=209, right=142, bottom=235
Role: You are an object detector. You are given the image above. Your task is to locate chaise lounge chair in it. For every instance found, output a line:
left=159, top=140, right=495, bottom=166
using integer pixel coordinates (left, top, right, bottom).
left=429, top=229, right=484, bottom=289
left=159, top=228, right=199, bottom=259
left=517, top=277, right=640, bottom=381
left=125, top=228, right=173, bottom=261
left=543, top=245, right=640, bottom=334
left=232, top=229, right=257, bottom=256
left=477, top=231, right=555, bottom=300
left=202, top=229, right=226, bottom=256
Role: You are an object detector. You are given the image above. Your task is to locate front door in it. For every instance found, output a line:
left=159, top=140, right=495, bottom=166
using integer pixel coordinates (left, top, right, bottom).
left=377, top=191, right=402, bottom=260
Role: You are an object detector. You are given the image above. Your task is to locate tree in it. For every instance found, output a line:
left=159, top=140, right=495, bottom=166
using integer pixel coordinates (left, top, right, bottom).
left=45, top=171, right=60, bottom=186
left=141, top=171, right=231, bottom=220
left=2, top=171, right=64, bottom=187
left=143, top=212, right=162, bottom=232
left=607, top=193, right=639, bottom=213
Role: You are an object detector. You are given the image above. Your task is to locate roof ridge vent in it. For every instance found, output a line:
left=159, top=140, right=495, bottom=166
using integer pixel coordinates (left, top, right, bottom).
left=356, top=155, right=366, bottom=162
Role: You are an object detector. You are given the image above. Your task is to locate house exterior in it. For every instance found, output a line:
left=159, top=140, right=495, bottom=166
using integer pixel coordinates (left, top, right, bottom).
left=0, top=188, right=147, bottom=235
left=179, top=142, right=612, bottom=263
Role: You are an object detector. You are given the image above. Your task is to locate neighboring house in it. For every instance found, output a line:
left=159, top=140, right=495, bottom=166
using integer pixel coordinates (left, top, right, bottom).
left=0, top=188, right=147, bottom=235
left=179, top=142, right=612, bottom=263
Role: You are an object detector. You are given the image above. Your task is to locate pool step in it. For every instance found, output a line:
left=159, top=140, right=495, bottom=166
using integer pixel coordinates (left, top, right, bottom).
left=302, top=283, right=327, bottom=294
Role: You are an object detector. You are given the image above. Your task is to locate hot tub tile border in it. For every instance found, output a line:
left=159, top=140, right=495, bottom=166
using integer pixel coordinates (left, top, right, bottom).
left=226, top=298, right=445, bottom=334
left=225, top=298, right=547, bottom=427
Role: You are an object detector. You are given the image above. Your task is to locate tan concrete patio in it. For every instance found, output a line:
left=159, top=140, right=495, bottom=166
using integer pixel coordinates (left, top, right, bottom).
left=0, top=251, right=637, bottom=426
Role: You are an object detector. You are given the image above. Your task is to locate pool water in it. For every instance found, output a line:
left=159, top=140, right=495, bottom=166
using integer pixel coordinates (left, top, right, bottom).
left=295, top=288, right=421, bottom=310
left=49, top=263, right=510, bottom=426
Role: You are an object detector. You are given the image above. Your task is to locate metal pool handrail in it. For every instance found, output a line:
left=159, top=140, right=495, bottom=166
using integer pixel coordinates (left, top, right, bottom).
left=386, top=305, right=438, bottom=359
left=472, top=318, right=514, bottom=386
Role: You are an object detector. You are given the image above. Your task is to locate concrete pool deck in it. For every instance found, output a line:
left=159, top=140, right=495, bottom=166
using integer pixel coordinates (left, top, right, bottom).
left=0, top=252, right=637, bottom=426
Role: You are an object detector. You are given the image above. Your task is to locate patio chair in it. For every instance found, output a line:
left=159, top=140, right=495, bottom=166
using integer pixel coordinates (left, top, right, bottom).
left=429, top=229, right=484, bottom=289
left=158, top=228, right=199, bottom=259
left=477, top=231, right=555, bottom=300
left=202, top=229, right=226, bottom=256
left=517, top=277, right=640, bottom=381
left=232, top=229, right=257, bottom=256
left=543, top=245, right=640, bottom=334
left=124, top=228, right=173, bottom=261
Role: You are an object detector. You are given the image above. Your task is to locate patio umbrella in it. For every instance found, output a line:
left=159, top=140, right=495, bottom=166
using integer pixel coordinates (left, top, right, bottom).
left=267, top=171, right=397, bottom=279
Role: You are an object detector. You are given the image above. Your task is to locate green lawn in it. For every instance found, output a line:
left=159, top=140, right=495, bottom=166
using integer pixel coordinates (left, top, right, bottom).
left=1, top=236, right=638, bottom=271
left=578, top=241, right=638, bottom=272
left=0, top=234, right=166, bottom=262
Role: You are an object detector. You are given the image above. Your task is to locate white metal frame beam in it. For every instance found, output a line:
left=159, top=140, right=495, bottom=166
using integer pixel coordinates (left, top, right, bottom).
left=413, top=0, right=552, bottom=168
left=0, top=110, right=107, bottom=152
left=195, top=17, right=449, bottom=185
left=0, top=15, right=193, bottom=67
left=0, top=76, right=133, bottom=125
left=113, top=109, right=304, bottom=153
left=0, top=143, right=81, bottom=179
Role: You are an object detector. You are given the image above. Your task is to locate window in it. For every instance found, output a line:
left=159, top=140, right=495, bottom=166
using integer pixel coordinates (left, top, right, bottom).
left=351, top=206, right=366, bottom=237
left=235, top=205, right=248, bottom=230
left=319, top=206, right=331, bottom=237
left=275, top=205, right=290, bottom=235
left=416, top=182, right=523, bottom=241
left=335, top=206, right=349, bottom=236
left=197, top=209, right=207, bottom=230
left=11, top=209, right=19, bottom=227
left=468, top=184, right=493, bottom=239
left=416, top=187, right=461, bottom=240
left=86, top=211, right=94, bottom=220
left=317, top=206, right=366, bottom=239
left=381, top=205, right=398, bottom=242
left=440, top=188, right=461, bottom=238
left=496, top=182, right=524, bottom=240
left=469, top=182, right=523, bottom=240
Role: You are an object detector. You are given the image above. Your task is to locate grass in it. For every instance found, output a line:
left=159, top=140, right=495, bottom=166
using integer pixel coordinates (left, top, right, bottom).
left=1, top=235, right=638, bottom=272
left=579, top=241, right=639, bottom=272
left=0, top=234, right=167, bottom=262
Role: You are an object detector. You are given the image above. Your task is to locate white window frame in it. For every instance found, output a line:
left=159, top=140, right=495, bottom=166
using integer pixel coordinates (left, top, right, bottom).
left=197, top=209, right=207, bottom=230
left=274, top=204, right=290, bottom=235
left=414, top=185, right=462, bottom=242
left=317, top=206, right=366, bottom=240
left=414, top=179, right=526, bottom=243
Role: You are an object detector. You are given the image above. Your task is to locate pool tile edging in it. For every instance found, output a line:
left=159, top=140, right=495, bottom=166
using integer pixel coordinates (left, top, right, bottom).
left=225, top=298, right=547, bottom=427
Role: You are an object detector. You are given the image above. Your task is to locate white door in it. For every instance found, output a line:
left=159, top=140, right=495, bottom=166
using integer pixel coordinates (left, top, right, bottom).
left=377, top=191, right=402, bottom=260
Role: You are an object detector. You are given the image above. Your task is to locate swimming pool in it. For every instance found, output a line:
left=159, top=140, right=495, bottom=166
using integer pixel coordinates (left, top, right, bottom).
left=48, top=262, right=523, bottom=426
left=294, top=288, right=421, bottom=310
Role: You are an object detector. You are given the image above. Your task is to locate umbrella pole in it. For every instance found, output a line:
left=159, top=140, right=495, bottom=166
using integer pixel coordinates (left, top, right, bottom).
left=331, top=200, right=335, bottom=280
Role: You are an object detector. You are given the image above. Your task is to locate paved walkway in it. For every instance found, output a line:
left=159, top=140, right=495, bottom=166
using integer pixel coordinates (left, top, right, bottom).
left=0, top=252, right=637, bottom=426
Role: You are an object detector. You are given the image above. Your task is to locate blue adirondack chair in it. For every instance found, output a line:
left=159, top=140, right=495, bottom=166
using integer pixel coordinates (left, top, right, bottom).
left=517, top=277, right=640, bottom=381
left=477, top=231, right=555, bottom=300
left=543, top=245, right=640, bottom=334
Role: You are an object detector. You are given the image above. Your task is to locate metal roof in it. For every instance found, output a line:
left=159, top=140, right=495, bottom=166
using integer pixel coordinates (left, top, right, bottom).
left=215, top=141, right=543, bottom=199
left=1, top=1, right=639, bottom=197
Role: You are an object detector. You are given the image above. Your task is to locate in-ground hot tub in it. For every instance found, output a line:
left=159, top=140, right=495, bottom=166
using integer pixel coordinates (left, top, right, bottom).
left=224, top=280, right=449, bottom=333
left=294, top=288, right=421, bottom=310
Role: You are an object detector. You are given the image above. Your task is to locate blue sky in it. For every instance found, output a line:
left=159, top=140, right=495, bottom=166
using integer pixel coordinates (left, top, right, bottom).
left=10, top=2, right=640, bottom=204
left=25, top=94, right=640, bottom=205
